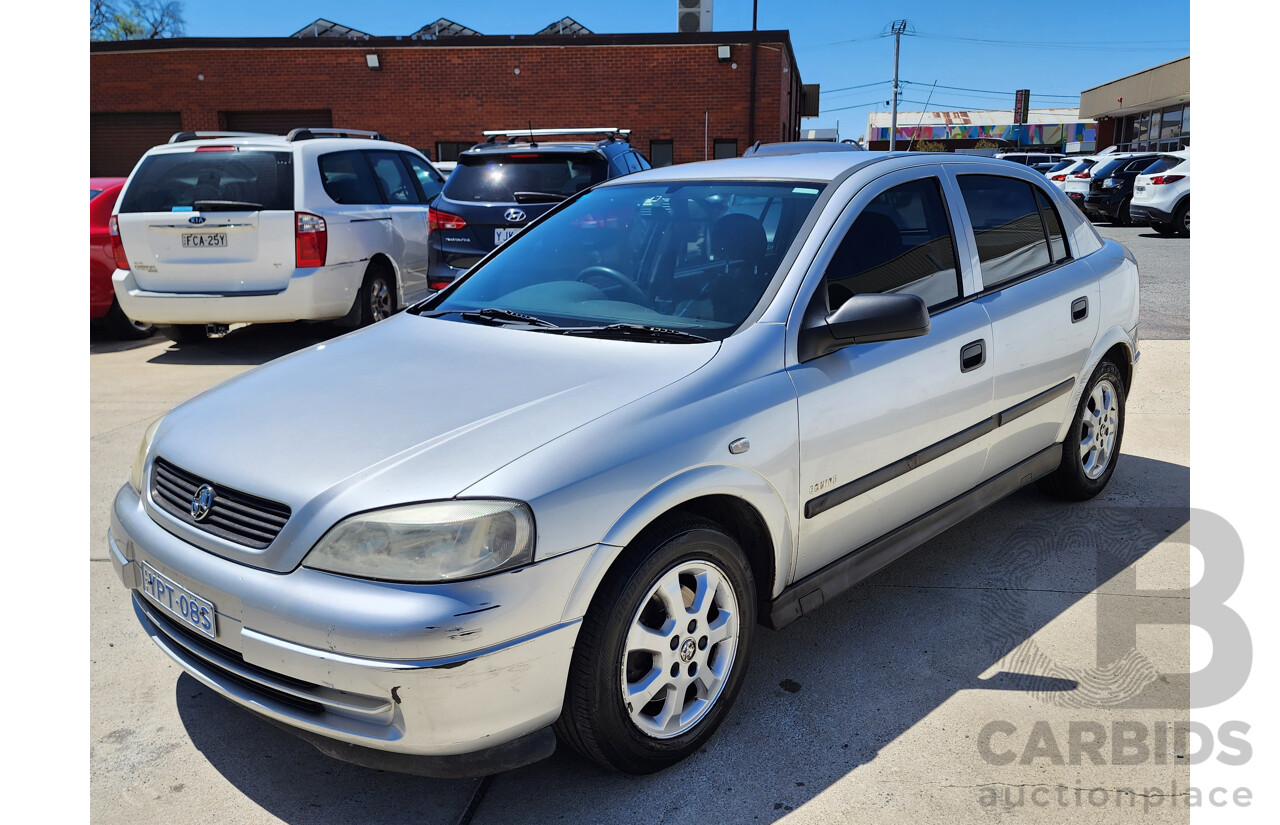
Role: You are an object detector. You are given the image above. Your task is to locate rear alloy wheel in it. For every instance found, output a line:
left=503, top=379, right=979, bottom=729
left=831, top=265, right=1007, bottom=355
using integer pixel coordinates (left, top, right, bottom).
left=1173, top=201, right=1190, bottom=236
left=555, top=515, right=756, bottom=774
left=359, top=263, right=396, bottom=326
left=1039, top=358, right=1126, bottom=500
left=102, top=299, right=155, bottom=340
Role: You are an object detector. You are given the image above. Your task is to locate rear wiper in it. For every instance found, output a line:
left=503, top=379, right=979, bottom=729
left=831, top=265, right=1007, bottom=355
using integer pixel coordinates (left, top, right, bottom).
left=513, top=191, right=567, bottom=204
left=424, top=307, right=558, bottom=328
left=194, top=200, right=263, bottom=212
left=548, top=323, right=711, bottom=343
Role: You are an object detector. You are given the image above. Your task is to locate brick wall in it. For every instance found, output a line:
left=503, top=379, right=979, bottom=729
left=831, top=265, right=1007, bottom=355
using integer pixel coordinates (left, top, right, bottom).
left=90, top=38, right=800, bottom=173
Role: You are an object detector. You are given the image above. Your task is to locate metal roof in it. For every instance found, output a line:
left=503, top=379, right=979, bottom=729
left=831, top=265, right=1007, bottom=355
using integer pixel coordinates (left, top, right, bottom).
left=291, top=19, right=371, bottom=39
left=411, top=18, right=482, bottom=38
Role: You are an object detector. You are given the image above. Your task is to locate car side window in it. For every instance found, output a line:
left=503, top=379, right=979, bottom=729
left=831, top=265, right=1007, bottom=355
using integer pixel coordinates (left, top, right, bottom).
left=824, top=177, right=960, bottom=312
left=623, top=152, right=642, bottom=174
left=366, top=151, right=421, bottom=204
left=318, top=151, right=383, bottom=205
left=1033, top=187, right=1069, bottom=261
left=957, top=174, right=1056, bottom=290
left=403, top=153, right=445, bottom=201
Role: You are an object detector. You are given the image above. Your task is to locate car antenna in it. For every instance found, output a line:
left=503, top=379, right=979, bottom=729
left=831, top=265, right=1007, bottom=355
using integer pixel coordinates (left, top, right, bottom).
left=528, top=120, right=538, bottom=149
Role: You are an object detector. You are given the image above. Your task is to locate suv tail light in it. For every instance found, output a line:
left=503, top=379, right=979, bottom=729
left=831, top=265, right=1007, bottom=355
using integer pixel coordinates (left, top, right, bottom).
left=108, top=215, right=130, bottom=270
left=1051, top=174, right=1067, bottom=181
left=296, top=212, right=327, bottom=267
left=428, top=207, right=467, bottom=232
left=1073, top=171, right=1091, bottom=179
left=1149, top=175, right=1186, bottom=185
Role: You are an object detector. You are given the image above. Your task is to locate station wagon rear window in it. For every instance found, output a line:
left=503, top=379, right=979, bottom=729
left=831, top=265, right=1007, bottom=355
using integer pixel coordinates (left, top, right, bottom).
left=118, top=151, right=294, bottom=213
left=443, top=153, right=608, bottom=203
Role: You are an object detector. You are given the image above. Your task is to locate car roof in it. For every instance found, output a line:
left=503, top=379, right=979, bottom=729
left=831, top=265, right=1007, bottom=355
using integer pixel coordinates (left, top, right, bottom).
left=598, top=151, right=1054, bottom=186
left=143, top=135, right=423, bottom=157
left=460, top=141, right=617, bottom=157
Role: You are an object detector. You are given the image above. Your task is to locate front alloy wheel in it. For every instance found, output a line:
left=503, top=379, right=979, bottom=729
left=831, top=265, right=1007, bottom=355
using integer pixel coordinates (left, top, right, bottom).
left=621, top=560, right=740, bottom=739
left=556, top=515, right=756, bottom=774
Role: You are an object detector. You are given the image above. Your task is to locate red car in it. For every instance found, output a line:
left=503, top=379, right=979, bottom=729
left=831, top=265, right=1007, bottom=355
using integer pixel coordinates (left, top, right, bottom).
left=91, top=177, right=154, bottom=339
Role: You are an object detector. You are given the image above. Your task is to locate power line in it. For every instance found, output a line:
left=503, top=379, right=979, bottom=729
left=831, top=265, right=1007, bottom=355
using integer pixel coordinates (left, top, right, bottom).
left=820, top=99, right=889, bottom=114
left=903, top=80, right=1079, bottom=99
left=913, top=30, right=1188, bottom=53
left=821, top=80, right=892, bottom=94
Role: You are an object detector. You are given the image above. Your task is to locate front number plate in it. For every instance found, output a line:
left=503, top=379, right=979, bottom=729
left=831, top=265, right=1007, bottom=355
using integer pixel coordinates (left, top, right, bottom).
left=140, top=561, right=217, bottom=639
left=182, top=233, right=228, bottom=248
left=494, top=227, right=520, bottom=245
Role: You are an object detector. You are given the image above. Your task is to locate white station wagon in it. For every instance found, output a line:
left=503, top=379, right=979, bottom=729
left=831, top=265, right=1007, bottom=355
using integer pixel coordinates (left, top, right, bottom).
left=109, top=128, right=448, bottom=343
left=111, top=149, right=1138, bottom=776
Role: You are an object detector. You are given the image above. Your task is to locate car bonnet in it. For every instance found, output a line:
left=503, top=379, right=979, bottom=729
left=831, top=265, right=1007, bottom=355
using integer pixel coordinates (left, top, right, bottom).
left=147, top=313, right=719, bottom=571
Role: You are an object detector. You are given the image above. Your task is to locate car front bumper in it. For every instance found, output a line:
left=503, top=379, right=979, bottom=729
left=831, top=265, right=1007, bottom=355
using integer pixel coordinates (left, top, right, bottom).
left=109, top=482, right=590, bottom=775
left=112, top=263, right=363, bottom=325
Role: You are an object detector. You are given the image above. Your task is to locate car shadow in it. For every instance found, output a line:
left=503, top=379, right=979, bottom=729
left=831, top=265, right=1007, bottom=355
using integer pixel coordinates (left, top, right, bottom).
left=144, top=322, right=351, bottom=367
left=1135, top=232, right=1189, bottom=240
left=174, top=454, right=1188, bottom=825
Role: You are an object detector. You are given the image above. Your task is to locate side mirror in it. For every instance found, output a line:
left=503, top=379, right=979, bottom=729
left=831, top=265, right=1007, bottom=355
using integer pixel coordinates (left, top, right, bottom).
left=798, top=293, right=930, bottom=362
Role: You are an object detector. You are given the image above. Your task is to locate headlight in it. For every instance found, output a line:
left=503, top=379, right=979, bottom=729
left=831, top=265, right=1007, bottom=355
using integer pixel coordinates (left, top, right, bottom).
left=129, top=417, right=163, bottom=493
left=304, top=500, right=535, bottom=583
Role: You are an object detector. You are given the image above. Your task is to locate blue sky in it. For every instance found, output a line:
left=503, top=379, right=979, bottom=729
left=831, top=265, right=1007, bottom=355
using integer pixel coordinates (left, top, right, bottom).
left=180, top=1, right=1190, bottom=139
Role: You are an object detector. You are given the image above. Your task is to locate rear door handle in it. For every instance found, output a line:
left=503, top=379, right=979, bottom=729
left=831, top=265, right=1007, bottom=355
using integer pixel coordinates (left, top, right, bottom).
left=960, top=339, right=986, bottom=373
left=1071, top=296, right=1089, bottom=323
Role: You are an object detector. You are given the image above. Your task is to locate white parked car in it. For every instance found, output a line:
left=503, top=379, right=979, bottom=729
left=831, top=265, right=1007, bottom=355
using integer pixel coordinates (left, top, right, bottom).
left=1044, top=156, right=1099, bottom=193
left=1129, top=150, right=1190, bottom=236
left=110, top=129, right=448, bottom=343
left=112, top=151, right=1139, bottom=777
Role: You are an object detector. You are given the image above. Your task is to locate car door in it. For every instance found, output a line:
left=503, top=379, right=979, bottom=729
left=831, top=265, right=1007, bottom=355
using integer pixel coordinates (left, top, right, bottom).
left=365, top=149, right=430, bottom=302
left=948, top=169, right=1100, bottom=478
left=788, top=167, right=995, bottom=580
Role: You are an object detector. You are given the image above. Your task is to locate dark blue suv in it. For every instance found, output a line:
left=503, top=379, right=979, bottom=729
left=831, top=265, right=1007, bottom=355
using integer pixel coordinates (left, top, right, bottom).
left=427, top=128, right=650, bottom=289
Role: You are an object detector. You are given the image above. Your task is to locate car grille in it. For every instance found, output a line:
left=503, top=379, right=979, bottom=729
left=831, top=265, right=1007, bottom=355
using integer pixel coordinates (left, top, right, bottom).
left=150, top=457, right=291, bottom=549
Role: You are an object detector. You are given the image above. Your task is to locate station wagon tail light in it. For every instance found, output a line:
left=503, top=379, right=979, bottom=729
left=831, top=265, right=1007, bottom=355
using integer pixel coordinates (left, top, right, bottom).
left=108, top=215, right=130, bottom=270
left=428, top=207, right=467, bottom=232
left=295, top=212, right=327, bottom=267
left=1150, top=175, right=1186, bottom=185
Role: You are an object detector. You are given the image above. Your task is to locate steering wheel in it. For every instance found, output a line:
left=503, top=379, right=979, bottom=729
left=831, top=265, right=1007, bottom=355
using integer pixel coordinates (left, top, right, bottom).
left=575, top=266, right=649, bottom=306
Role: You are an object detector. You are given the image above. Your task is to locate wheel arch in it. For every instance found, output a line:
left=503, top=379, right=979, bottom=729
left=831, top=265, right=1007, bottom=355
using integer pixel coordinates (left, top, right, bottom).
left=1055, top=328, right=1135, bottom=443
left=563, top=466, right=793, bottom=624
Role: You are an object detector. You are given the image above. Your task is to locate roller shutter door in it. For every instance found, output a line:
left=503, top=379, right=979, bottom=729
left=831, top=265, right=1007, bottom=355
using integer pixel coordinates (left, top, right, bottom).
left=91, top=112, right=182, bottom=177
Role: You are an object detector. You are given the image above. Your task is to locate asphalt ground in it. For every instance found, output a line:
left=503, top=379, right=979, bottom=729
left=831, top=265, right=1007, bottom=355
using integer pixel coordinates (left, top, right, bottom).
left=90, top=221, right=1191, bottom=824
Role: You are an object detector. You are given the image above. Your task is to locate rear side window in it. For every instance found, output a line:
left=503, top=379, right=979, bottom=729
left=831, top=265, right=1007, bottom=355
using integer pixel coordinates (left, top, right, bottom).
left=118, top=151, right=294, bottom=213
left=318, top=151, right=382, bottom=204
left=958, top=175, right=1055, bottom=289
left=443, top=153, right=608, bottom=203
left=403, top=153, right=445, bottom=201
left=366, top=151, right=421, bottom=204
left=825, top=177, right=960, bottom=311
left=1125, top=157, right=1158, bottom=173
left=1033, top=188, right=1069, bottom=261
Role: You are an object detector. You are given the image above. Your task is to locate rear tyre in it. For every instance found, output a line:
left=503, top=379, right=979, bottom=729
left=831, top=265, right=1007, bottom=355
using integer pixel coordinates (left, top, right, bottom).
left=1039, top=358, right=1126, bottom=501
left=1116, top=198, right=1132, bottom=226
left=358, top=261, right=396, bottom=327
left=157, top=324, right=208, bottom=344
left=1173, top=201, right=1190, bottom=236
left=102, top=299, right=155, bottom=340
left=555, top=514, right=756, bottom=774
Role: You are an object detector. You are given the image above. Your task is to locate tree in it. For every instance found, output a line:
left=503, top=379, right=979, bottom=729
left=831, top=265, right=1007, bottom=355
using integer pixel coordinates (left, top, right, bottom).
left=91, top=1, right=185, bottom=40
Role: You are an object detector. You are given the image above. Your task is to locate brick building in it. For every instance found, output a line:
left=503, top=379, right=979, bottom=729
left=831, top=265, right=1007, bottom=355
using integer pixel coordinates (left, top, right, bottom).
left=89, top=30, right=813, bottom=176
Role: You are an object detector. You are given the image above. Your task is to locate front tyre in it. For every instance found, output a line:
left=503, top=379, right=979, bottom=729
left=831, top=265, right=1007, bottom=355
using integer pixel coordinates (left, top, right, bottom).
left=555, top=515, right=756, bottom=774
left=1039, top=358, right=1126, bottom=500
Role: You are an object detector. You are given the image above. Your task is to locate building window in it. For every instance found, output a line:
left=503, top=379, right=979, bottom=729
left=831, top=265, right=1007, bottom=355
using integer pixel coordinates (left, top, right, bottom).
left=435, top=141, right=473, bottom=163
left=713, top=139, right=738, bottom=160
left=650, top=140, right=673, bottom=167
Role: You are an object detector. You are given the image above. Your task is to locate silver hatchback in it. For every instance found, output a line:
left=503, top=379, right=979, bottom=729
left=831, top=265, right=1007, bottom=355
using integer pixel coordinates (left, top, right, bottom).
left=110, top=151, right=1138, bottom=776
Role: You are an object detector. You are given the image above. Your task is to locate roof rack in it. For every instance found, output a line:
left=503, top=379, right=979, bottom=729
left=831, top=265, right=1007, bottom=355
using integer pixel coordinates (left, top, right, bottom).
left=286, top=128, right=387, bottom=142
left=169, top=131, right=274, bottom=144
left=482, top=127, right=631, bottom=144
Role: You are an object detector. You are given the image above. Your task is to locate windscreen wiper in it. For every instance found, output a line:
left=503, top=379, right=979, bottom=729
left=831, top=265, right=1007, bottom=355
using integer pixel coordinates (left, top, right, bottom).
left=513, top=191, right=567, bottom=204
left=193, top=200, right=264, bottom=212
left=547, top=323, right=712, bottom=343
left=423, top=307, right=559, bottom=328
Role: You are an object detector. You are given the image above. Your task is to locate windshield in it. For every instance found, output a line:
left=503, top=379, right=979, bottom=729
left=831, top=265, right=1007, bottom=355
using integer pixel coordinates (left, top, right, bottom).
left=442, top=152, right=608, bottom=203
left=423, top=180, right=827, bottom=340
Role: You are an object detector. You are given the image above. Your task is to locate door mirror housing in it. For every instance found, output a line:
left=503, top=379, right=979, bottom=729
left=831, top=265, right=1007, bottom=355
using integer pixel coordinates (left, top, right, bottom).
left=798, top=293, right=930, bottom=361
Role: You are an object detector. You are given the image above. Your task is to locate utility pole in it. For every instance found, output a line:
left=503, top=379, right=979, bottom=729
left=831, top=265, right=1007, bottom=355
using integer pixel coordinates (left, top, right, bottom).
left=889, top=19, right=909, bottom=152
